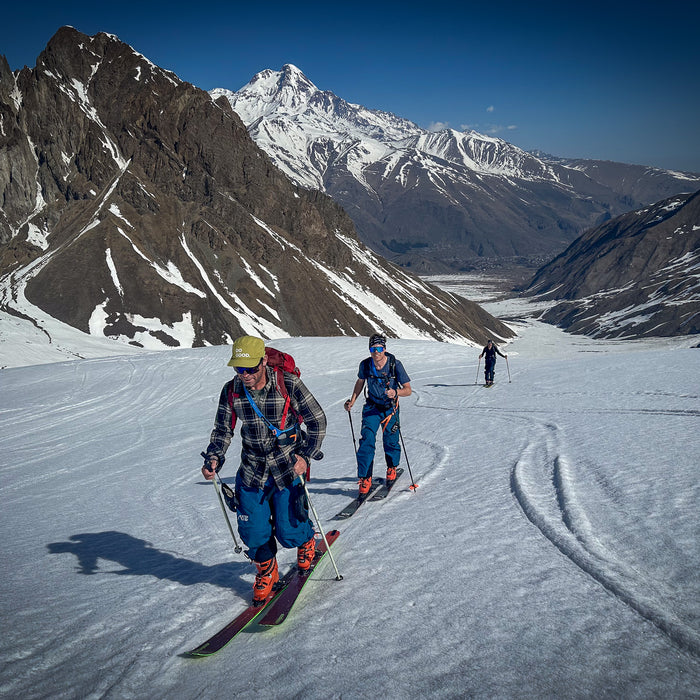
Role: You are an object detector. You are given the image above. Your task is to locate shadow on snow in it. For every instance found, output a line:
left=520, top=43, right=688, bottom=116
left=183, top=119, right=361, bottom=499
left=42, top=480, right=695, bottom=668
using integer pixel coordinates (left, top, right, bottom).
left=47, top=531, right=250, bottom=594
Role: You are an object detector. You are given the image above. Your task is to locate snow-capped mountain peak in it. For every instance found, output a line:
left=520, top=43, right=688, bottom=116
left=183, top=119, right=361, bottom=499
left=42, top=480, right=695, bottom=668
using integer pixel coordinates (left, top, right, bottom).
left=212, top=65, right=700, bottom=271
left=218, top=64, right=319, bottom=116
left=215, top=66, right=553, bottom=182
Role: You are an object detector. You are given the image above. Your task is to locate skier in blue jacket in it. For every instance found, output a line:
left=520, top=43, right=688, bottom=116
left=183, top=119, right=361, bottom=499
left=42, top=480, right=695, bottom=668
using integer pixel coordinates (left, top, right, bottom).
left=344, top=334, right=411, bottom=496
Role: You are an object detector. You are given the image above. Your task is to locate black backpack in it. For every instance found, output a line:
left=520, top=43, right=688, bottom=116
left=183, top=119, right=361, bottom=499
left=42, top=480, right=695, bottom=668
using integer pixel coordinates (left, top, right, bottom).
left=361, top=352, right=401, bottom=401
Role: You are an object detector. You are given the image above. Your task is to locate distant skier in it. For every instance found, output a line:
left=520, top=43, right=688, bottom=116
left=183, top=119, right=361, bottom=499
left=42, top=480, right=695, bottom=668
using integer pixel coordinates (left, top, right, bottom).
left=344, top=333, right=412, bottom=496
left=479, top=339, right=507, bottom=387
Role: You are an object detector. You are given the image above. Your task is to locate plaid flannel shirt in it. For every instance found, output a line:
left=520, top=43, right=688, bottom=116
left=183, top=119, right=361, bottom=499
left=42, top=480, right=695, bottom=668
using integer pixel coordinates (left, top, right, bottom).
left=205, top=366, right=326, bottom=490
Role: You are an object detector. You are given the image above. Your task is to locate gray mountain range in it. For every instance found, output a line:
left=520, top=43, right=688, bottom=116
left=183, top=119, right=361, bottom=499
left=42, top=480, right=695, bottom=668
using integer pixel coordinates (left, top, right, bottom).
left=214, top=65, right=700, bottom=272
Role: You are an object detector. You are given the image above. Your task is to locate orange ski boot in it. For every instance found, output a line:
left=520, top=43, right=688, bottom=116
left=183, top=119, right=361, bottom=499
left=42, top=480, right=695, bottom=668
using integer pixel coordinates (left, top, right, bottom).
left=297, top=536, right=316, bottom=572
left=358, top=476, right=372, bottom=496
left=253, top=558, right=279, bottom=605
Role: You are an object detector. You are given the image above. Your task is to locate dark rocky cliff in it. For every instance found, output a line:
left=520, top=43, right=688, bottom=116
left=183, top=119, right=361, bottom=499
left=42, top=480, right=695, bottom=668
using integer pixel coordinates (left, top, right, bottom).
left=525, top=190, right=700, bottom=338
left=0, top=28, right=512, bottom=349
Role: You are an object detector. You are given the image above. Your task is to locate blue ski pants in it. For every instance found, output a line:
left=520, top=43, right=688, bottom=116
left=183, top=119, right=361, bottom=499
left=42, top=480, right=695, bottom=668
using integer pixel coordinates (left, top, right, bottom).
left=235, top=473, right=313, bottom=563
left=356, top=402, right=401, bottom=478
left=485, top=358, right=496, bottom=382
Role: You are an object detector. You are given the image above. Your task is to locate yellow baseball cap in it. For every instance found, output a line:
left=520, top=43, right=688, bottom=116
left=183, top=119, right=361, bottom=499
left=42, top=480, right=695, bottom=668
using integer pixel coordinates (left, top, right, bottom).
left=227, top=336, right=265, bottom=367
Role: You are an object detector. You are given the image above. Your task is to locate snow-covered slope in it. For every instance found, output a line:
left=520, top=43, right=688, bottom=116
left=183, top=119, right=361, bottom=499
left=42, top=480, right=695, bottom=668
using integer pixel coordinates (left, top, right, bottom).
left=1, top=290, right=698, bottom=698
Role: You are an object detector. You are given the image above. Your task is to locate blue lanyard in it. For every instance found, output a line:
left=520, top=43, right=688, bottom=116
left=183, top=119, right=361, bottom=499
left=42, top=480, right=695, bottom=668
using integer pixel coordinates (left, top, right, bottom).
left=242, top=384, right=294, bottom=438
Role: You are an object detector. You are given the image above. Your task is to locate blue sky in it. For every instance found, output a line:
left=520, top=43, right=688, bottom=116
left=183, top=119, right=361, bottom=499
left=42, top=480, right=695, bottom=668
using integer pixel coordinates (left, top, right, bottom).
left=2, top=0, right=699, bottom=172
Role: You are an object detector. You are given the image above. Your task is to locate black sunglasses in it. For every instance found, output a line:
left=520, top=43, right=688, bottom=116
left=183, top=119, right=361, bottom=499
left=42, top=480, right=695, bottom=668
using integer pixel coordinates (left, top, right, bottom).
left=234, top=359, right=263, bottom=375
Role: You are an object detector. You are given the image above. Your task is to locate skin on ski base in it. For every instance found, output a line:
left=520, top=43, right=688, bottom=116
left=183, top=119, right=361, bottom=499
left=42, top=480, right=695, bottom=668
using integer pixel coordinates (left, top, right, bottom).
left=185, top=530, right=340, bottom=654
left=257, top=529, right=340, bottom=626
left=334, top=479, right=383, bottom=519
left=370, top=467, right=404, bottom=500
left=184, top=568, right=297, bottom=657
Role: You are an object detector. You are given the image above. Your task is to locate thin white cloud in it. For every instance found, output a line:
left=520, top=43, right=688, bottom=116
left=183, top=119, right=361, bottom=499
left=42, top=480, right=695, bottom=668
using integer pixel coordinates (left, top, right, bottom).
left=427, top=121, right=450, bottom=132
left=459, top=123, right=518, bottom=136
left=484, top=124, right=518, bottom=135
left=487, top=105, right=495, bottom=113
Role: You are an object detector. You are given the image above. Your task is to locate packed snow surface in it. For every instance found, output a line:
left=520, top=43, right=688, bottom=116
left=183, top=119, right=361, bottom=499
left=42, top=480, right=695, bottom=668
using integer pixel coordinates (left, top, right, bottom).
left=0, top=291, right=698, bottom=699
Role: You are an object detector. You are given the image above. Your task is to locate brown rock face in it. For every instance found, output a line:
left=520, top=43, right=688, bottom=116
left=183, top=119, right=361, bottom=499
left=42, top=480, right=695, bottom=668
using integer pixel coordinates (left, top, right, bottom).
left=525, top=190, right=700, bottom=338
left=0, top=27, right=512, bottom=348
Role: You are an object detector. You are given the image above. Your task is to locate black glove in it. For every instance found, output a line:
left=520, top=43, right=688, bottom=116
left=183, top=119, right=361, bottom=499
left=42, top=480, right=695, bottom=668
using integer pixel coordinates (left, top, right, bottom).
left=220, top=482, right=238, bottom=512
left=201, top=451, right=224, bottom=473
left=292, top=482, right=309, bottom=522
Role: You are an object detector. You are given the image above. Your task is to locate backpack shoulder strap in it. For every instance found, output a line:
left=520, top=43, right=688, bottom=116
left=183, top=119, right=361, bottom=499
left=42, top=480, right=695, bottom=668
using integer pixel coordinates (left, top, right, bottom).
left=385, top=353, right=403, bottom=389
left=273, top=366, right=289, bottom=399
left=271, top=367, right=300, bottom=428
left=386, top=353, right=396, bottom=379
left=226, top=379, right=239, bottom=431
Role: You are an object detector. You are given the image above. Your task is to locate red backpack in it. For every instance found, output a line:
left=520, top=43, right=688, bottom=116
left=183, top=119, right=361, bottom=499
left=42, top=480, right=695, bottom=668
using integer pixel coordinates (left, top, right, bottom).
left=263, top=347, right=302, bottom=428
left=227, top=347, right=312, bottom=479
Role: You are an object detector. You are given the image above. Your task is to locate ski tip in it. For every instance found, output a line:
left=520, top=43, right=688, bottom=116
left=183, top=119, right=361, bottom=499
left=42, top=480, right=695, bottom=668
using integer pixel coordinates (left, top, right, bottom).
left=182, top=649, right=208, bottom=658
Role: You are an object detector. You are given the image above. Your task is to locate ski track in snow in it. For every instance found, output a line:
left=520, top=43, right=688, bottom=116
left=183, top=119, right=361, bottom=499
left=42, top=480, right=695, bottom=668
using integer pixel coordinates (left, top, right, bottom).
left=509, top=411, right=700, bottom=659
left=415, top=360, right=700, bottom=660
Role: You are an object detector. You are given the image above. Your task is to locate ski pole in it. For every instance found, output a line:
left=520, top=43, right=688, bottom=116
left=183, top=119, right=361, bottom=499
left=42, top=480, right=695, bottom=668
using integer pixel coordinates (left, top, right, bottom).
left=212, top=473, right=243, bottom=554
left=506, top=356, right=511, bottom=383
left=398, top=427, right=419, bottom=491
left=201, top=451, right=244, bottom=554
left=300, top=473, right=343, bottom=581
left=346, top=407, right=358, bottom=453
left=475, top=356, right=481, bottom=385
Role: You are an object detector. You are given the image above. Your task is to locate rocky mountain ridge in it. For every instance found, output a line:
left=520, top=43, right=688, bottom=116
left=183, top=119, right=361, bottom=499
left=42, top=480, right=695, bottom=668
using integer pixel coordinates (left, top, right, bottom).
left=214, top=65, right=700, bottom=272
left=524, top=190, right=700, bottom=338
left=0, top=28, right=513, bottom=353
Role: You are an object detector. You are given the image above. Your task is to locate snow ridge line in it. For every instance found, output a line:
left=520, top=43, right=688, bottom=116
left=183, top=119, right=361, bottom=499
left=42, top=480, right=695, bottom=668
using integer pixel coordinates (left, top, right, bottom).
left=511, top=437, right=700, bottom=659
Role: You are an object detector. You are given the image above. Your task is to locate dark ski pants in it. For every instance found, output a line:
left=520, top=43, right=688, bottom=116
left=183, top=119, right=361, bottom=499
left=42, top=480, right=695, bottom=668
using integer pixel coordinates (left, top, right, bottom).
left=485, top=359, right=496, bottom=383
left=356, top=402, right=401, bottom=478
left=235, top=473, right=313, bottom=563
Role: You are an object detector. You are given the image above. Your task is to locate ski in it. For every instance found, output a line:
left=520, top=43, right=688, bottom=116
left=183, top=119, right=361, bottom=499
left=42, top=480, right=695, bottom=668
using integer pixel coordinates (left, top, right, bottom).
left=257, top=529, right=340, bottom=626
left=184, top=567, right=298, bottom=657
left=334, top=479, right=383, bottom=519
left=184, top=531, right=340, bottom=655
left=370, top=467, right=404, bottom=500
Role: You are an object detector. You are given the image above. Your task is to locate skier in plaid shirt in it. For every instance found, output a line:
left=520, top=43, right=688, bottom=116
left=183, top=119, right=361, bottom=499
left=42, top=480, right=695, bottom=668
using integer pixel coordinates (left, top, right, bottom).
left=201, top=336, right=327, bottom=604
